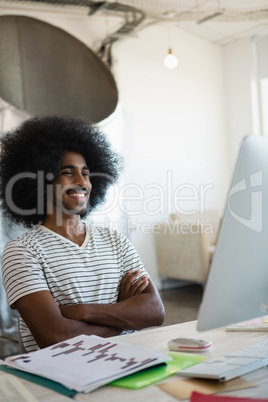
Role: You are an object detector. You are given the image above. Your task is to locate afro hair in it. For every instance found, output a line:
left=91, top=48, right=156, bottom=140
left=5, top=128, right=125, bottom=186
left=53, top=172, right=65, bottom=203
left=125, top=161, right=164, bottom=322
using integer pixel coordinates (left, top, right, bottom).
left=0, top=115, right=123, bottom=227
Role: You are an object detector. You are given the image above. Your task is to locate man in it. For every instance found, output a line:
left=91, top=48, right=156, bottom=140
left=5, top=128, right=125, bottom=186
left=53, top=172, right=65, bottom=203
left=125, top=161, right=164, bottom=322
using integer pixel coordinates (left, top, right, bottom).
left=0, top=115, right=165, bottom=352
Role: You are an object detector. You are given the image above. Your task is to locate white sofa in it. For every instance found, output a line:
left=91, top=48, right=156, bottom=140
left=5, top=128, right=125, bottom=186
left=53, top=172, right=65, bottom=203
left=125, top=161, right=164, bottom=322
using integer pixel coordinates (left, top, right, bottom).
left=154, top=210, right=220, bottom=285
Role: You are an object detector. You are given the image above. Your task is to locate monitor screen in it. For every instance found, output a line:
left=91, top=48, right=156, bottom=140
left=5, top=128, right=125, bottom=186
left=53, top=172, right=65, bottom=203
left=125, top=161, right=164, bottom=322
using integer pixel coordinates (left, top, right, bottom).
left=197, top=135, right=268, bottom=331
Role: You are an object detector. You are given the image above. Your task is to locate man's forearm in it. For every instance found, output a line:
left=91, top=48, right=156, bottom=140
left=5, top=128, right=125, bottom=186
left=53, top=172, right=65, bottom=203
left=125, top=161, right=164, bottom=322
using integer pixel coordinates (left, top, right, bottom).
left=63, top=320, right=123, bottom=339
left=36, top=317, right=123, bottom=348
left=60, top=284, right=165, bottom=331
left=15, top=289, right=123, bottom=350
left=83, top=294, right=164, bottom=330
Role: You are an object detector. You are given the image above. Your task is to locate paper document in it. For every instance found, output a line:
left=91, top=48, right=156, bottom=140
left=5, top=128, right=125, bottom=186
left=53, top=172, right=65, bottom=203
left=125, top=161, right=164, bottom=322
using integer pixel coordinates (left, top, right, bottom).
left=4, top=334, right=170, bottom=393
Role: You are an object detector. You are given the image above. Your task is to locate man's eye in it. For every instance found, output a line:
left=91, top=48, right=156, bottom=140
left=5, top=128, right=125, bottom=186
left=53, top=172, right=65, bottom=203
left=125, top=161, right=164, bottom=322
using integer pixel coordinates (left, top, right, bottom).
left=83, top=172, right=90, bottom=177
left=62, top=171, right=72, bottom=175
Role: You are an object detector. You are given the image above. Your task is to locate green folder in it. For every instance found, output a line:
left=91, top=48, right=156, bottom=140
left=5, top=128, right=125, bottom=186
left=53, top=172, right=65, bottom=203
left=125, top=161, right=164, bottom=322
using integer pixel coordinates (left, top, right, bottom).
left=0, top=364, right=77, bottom=397
left=109, top=351, right=205, bottom=389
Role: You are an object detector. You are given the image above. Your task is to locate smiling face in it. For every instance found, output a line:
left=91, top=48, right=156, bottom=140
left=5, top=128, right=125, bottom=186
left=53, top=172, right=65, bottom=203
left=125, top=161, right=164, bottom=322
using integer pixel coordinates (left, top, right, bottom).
left=50, top=151, right=92, bottom=218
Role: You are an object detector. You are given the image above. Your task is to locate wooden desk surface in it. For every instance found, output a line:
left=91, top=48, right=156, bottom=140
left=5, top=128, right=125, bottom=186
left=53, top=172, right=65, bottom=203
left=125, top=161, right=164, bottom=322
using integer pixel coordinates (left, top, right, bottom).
left=1, top=321, right=268, bottom=401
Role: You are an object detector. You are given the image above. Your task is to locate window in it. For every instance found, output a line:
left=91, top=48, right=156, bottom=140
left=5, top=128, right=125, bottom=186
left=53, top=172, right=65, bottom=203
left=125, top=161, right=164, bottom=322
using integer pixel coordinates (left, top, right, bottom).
left=253, top=34, right=268, bottom=136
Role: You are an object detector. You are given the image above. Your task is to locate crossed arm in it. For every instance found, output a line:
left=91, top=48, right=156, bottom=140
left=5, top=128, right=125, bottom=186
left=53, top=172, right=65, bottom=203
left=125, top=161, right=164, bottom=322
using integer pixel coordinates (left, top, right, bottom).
left=15, top=270, right=165, bottom=349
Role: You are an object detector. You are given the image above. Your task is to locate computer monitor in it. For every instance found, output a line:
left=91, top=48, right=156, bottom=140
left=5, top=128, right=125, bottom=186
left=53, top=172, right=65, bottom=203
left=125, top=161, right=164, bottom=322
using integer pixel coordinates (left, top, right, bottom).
left=197, top=135, right=268, bottom=331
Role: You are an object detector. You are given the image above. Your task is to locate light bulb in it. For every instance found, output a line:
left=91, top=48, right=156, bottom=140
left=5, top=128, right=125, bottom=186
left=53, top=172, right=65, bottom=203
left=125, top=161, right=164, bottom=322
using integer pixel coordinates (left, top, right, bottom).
left=164, top=48, right=178, bottom=69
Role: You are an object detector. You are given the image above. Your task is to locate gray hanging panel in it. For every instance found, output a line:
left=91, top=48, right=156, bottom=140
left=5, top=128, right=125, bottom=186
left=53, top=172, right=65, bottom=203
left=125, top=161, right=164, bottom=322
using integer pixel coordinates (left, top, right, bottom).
left=0, top=15, right=118, bottom=123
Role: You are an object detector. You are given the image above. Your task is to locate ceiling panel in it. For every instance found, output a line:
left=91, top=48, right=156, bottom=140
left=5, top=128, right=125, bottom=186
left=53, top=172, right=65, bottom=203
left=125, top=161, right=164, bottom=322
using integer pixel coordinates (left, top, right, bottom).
left=0, top=0, right=268, bottom=46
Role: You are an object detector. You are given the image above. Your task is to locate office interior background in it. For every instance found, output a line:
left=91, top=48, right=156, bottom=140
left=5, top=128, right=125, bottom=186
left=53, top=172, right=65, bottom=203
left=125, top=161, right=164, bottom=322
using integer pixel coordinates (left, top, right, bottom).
left=0, top=1, right=268, bottom=347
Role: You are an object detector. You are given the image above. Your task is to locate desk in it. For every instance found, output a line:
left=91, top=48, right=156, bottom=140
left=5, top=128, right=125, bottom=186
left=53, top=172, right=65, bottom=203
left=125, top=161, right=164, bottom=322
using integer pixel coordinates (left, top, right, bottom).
left=1, top=321, right=268, bottom=401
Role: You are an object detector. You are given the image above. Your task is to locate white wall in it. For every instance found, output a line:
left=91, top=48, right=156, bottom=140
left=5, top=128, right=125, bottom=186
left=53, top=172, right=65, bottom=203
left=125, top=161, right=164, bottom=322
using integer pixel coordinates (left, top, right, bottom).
left=223, top=37, right=255, bottom=172
left=112, top=25, right=229, bottom=287
left=0, top=10, right=256, bottom=288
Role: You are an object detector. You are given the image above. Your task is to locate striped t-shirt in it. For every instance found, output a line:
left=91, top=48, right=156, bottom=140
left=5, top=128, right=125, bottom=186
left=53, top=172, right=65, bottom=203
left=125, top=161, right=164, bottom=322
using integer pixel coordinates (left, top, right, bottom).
left=1, top=224, right=147, bottom=351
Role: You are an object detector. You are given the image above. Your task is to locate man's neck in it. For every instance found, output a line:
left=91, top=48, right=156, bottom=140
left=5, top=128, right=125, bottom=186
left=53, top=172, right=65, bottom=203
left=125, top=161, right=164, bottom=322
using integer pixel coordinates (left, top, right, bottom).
left=42, top=215, right=86, bottom=246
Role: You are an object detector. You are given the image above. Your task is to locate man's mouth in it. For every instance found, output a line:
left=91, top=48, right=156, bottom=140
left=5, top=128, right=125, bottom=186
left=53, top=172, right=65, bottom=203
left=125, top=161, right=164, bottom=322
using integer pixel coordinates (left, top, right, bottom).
left=66, top=189, right=89, bottom=201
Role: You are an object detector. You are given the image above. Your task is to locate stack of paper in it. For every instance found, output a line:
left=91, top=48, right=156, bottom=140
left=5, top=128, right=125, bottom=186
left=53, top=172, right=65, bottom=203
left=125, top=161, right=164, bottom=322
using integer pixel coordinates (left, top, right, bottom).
left=225, top=316, right=268, bottom=332
left=4, top=334, right=170, bottom=393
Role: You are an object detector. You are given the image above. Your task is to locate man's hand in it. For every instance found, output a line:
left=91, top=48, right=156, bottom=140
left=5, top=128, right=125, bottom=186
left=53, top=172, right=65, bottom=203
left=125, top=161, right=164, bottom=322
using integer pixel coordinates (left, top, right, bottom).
left=117, top=269, right=149, bottom=302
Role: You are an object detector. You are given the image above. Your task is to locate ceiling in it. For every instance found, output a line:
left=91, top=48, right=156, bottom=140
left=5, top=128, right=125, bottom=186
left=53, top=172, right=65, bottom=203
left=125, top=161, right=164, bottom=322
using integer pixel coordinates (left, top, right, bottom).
left=120, top=0, right=268, bottom=46
left=0, top=0, right=268, bottom=48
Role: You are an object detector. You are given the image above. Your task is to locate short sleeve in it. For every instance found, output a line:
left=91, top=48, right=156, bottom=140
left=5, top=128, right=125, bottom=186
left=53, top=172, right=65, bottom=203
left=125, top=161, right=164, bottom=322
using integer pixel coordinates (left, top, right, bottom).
left=1, top=239, right=49, bottom=308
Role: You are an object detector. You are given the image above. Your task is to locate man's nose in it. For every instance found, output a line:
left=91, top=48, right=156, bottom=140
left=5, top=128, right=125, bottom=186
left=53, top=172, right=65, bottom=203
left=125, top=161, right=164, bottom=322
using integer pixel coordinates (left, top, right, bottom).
left=75, top=172, right=88, bottom=186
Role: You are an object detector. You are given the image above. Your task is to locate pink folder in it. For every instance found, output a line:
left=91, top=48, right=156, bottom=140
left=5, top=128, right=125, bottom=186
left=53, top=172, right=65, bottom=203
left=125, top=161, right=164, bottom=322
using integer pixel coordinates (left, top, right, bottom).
left=190, top=391, right=268, bottom=402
